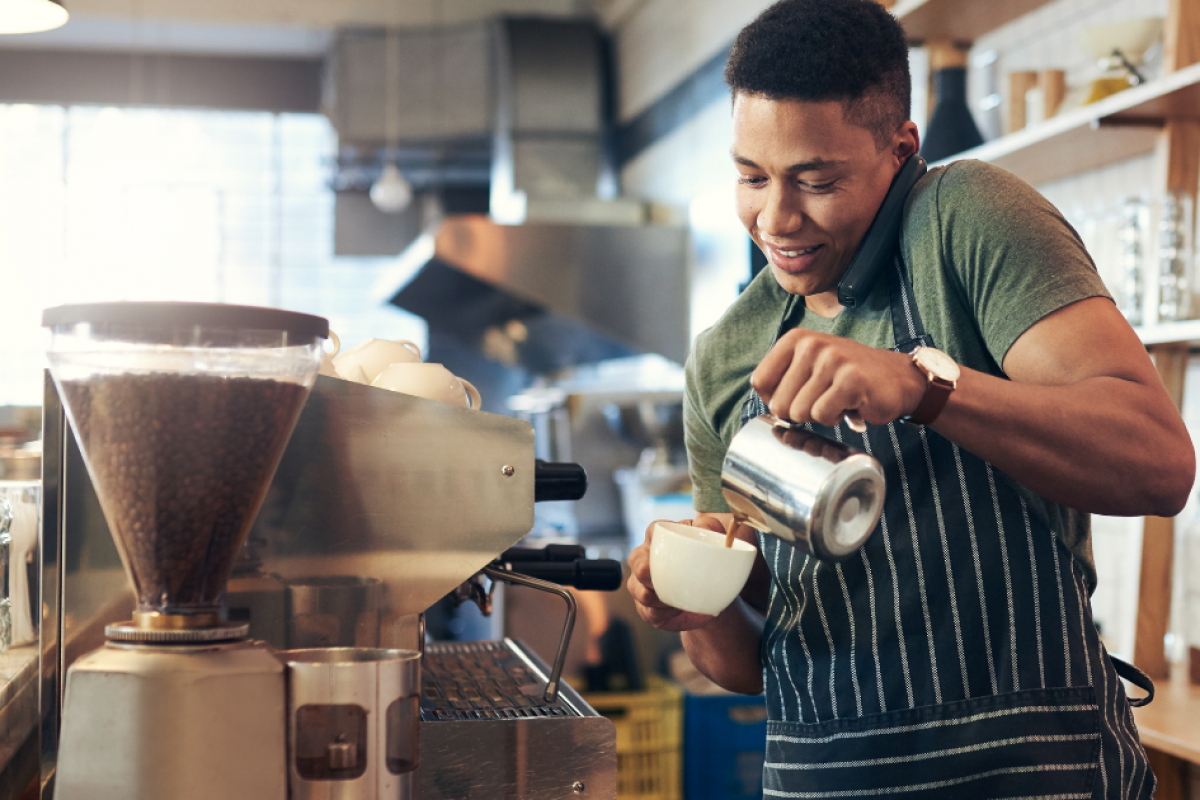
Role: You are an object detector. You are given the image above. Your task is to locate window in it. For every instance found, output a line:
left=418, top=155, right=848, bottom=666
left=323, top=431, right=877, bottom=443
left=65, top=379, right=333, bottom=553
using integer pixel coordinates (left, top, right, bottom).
left=0, top=104, right=425, bottom=406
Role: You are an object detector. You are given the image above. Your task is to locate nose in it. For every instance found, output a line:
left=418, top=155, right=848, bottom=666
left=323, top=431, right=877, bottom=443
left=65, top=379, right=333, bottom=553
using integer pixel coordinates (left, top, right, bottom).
left=756, top=181, right=805, bottom=240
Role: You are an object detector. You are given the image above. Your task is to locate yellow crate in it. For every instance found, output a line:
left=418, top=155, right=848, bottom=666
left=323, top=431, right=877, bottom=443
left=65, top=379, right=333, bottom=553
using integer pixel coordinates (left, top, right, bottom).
left=583, top=676, right=683, bottom=800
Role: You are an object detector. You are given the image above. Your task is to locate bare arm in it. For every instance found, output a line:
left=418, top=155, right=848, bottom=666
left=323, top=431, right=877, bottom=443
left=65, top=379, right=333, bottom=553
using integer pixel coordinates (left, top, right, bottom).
left=752, top=297, right=1194, bottom=517
left=626, top=513, right=768, bottom=694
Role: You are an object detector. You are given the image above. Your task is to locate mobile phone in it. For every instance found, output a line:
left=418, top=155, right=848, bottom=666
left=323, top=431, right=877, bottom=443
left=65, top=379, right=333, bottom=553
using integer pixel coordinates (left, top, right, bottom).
left=836, top=154, right=928, bottom=309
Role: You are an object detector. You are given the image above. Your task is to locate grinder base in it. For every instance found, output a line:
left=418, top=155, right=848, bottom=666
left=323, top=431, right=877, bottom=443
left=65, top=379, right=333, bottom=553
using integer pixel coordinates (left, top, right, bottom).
left=55, top=639, right=286, bottom=800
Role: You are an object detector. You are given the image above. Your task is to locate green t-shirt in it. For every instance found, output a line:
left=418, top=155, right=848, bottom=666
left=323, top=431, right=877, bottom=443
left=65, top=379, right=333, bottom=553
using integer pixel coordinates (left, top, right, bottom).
left=684, top=159, right=1111, bottom=587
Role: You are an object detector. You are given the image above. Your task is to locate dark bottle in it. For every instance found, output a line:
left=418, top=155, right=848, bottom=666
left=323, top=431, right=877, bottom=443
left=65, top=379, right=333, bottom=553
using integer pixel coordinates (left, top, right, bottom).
left=921, top=67, right=985, bottom=163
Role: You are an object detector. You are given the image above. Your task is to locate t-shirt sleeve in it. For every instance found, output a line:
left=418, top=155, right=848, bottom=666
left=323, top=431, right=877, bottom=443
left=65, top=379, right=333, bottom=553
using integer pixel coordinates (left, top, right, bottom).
left=930, top=160, right=1112, bottom=367
left=684, top=340, right=731, bottom=514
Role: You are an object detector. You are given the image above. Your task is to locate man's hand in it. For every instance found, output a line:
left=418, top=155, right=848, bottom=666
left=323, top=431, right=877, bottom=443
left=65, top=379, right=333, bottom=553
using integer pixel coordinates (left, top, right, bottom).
left=751, top=328, right=926, bottom=427
left=626, top=515, right=729, bottom=632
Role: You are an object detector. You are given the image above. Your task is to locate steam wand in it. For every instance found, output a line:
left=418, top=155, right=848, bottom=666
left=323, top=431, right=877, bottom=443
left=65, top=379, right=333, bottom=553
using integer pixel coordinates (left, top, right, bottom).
left=482, top=567, right=576, bottom=705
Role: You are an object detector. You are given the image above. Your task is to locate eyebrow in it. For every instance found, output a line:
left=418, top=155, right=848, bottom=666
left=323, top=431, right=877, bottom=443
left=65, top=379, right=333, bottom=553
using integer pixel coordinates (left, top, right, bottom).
left=731, top=153, right=847, bottom=172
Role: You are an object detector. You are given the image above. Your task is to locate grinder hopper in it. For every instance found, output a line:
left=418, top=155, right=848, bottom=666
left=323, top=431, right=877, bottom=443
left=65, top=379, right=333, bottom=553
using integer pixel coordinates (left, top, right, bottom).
left=43, top=301, right=327, bottom=635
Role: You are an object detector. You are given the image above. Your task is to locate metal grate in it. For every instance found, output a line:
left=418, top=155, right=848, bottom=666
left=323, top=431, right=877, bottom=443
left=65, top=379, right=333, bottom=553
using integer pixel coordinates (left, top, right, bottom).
left=420, top=640, right=576, bottom=721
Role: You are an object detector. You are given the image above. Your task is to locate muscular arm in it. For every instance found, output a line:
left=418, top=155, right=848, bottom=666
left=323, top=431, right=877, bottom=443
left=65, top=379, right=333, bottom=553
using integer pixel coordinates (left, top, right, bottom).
left=626, top=513, right=769, bottom=694
left=752, top=296, right=1194, bottom=517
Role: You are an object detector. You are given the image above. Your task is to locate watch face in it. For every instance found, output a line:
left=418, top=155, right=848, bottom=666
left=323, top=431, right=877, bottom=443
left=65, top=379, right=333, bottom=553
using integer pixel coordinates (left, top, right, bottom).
left=914, top=347, right=961, bottom=382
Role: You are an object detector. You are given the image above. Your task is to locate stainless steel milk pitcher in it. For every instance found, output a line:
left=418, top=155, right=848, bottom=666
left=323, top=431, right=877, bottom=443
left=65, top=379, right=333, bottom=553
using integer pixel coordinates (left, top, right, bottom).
left=721, top=415, right=885, bottom=561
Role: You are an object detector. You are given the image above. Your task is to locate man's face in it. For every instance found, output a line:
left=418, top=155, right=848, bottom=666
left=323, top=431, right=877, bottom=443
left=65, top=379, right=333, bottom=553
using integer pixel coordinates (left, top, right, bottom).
left=732, top=93, right=913, bottom=304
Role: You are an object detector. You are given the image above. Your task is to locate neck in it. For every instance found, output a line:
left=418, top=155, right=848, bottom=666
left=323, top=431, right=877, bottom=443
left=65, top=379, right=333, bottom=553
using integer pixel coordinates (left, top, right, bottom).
left=805, top=289, right=843, bottom=318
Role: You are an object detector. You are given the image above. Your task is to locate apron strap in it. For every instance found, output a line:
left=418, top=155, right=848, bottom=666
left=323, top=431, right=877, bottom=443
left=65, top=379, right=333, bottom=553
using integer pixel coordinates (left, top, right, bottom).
left=887, top=252, right=935, bottom=353
left=1107, top=655, right=1155, bottom=707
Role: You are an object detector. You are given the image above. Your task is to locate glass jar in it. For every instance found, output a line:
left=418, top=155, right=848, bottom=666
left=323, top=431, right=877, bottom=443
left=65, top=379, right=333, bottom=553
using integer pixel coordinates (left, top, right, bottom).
left=1117, top=194, right=1150, bottom=326
left=1157, top=189, right=1194, bottom=322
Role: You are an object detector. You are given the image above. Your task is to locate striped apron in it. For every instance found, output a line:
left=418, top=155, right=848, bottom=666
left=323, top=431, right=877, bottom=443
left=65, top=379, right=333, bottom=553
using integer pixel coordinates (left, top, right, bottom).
left=739, top=256, right=1156, bottom=799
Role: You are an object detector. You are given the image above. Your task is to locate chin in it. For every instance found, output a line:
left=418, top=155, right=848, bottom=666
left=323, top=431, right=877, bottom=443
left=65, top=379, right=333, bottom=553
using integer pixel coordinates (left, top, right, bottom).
left=771, top=266, right=828, bottom=297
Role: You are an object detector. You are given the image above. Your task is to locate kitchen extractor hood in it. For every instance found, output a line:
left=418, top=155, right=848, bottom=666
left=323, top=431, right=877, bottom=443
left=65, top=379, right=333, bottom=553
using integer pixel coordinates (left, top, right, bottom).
left=356, top=17, right=690, bottom=373
left=380, top=214, right=689, bottom=374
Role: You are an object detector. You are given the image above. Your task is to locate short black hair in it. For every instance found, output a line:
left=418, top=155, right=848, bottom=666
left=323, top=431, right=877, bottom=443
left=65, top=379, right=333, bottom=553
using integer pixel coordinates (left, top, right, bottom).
left=724, top=0, right=911, bottom=150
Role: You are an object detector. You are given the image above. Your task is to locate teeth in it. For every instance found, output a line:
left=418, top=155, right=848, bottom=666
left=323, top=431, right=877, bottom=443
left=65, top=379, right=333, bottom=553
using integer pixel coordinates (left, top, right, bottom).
left=779, top=247, right=817, bottom=257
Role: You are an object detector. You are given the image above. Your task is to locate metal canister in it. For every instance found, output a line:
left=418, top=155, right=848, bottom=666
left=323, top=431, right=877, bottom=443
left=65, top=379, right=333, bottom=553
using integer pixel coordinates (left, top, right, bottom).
left=721, top=415, right=885, bottom=561
left=281, top=647, right=421, bottom=800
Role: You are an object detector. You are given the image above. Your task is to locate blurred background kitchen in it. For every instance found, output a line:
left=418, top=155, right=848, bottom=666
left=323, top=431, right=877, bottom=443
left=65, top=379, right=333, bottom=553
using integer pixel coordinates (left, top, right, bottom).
left=2, top=0, right=1200, bottom=797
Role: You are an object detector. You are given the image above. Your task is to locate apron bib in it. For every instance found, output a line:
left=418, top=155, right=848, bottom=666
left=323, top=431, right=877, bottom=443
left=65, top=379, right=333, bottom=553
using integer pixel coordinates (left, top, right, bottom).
left=740, top=255, right=1155, bottom=799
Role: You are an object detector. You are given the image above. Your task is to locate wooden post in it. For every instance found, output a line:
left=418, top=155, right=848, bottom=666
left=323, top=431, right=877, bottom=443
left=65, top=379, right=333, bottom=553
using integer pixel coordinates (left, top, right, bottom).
left=1135, top=343, right=1188, bottom=679
left=1163, top=0, right=1200, bottom=74
left=1133, top=119, right=1200, bottom=679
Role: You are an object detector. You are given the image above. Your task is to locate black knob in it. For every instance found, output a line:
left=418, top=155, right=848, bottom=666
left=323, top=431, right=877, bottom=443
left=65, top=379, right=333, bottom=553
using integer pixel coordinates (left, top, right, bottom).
left=534, top=460, right=587, bottom=502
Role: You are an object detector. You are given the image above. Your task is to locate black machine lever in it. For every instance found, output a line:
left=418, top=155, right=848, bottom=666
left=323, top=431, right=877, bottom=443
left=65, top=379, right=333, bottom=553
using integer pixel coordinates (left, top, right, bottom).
left=533, top=460, right=588, bottom=502
left=492, top=555, right=623, bottom=592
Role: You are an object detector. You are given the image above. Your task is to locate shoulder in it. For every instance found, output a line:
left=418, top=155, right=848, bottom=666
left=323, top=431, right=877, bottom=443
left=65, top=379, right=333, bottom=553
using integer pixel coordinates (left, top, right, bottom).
left=906, top=159, right=1062, bottom=231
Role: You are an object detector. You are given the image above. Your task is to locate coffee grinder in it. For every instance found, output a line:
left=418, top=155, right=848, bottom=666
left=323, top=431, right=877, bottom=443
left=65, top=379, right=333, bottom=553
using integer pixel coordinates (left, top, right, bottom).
left=44, top=302, right=328, bottom=800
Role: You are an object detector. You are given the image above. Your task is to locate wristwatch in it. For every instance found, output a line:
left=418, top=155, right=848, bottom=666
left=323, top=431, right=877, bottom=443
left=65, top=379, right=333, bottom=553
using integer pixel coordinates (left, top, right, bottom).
left=902, top=345, right=960, bottom=426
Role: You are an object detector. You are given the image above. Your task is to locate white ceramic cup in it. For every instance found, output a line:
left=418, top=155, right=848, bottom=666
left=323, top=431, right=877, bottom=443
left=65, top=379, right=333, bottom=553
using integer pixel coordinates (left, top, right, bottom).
left=370, top=362, right=482, bottom=409
left=334, top=338, right=422, bottom=384
left=649, top=520, right=757, bottom=616
left=318, top=330, right=342, bottom=378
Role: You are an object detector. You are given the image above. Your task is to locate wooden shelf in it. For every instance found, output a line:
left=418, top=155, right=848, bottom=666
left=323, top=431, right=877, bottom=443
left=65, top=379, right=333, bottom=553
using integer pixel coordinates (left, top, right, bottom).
left=893, top=0, right=1055, bottom=43
left=1131, top=673, right=1200, bottom=763
left=933, top=62, right=1200, bottom=187
left=1136, top=319, right=1200, bottom=347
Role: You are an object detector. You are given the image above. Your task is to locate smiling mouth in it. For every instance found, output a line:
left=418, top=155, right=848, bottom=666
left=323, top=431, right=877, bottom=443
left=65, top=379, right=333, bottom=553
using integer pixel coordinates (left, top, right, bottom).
left=776, top=246, right=821, bottom=257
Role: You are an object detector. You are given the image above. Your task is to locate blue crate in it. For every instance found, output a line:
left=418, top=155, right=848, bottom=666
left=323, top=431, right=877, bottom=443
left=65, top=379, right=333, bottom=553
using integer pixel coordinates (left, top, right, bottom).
left=683, top=694, right=768, bottom=800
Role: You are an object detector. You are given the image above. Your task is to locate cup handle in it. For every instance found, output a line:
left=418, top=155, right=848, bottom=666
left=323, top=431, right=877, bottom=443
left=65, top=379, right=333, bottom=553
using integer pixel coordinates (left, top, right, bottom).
left=396, top=340, right=422, bottom=361
left=326, top=330, right=341, bottom=358
left=459, top=377, right=482, bottom=410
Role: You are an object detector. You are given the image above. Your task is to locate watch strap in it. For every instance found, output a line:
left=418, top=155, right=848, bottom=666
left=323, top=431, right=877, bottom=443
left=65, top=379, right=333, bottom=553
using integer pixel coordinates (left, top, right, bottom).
left=906, top=376, right=953, bottom=426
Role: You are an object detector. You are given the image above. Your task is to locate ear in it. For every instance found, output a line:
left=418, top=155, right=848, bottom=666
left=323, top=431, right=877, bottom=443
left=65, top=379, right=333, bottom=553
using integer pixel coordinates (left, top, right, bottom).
left=892, top=121, right=921, bottom=164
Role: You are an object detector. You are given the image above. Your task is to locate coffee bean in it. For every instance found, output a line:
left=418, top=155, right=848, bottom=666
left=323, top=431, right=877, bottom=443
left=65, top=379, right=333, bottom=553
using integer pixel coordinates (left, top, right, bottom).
left=62, top=373, right=307, bottom=613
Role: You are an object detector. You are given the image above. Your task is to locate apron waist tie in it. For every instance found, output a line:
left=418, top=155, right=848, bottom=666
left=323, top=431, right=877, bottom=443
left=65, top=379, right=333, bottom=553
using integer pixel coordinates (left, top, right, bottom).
left=1108, top=655, right=1155, bottom=707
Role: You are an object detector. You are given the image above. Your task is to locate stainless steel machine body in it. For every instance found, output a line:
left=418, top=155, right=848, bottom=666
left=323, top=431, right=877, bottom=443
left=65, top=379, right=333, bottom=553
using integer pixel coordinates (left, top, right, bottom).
left=53, top=640, right=286, bottom=800
left=419, top=639, right=616, bottom=800
left=40, top=374, right=616, bottom=800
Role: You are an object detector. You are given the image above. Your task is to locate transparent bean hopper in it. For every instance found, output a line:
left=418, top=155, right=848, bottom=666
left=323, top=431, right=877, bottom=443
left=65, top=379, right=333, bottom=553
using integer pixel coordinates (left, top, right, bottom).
left=45, top=301, right=327, bottom=800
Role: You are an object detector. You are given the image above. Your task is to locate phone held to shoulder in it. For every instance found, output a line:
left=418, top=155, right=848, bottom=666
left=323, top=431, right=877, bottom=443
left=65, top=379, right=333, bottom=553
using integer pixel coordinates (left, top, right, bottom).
left=836, top=154, right=928, bottom=309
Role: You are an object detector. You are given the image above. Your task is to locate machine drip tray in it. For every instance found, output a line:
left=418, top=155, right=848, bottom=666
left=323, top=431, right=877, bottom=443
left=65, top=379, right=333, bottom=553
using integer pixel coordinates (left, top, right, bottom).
left=417, top=639, right=616, bottom=800
left=421, top=639, right=579, bottom=721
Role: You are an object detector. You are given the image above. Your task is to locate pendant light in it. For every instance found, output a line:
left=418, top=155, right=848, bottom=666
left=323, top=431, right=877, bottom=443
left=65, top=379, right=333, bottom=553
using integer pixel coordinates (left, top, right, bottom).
left=370, top=25, right=413, bottom=214
left=0, top=0, right=69, bottom=34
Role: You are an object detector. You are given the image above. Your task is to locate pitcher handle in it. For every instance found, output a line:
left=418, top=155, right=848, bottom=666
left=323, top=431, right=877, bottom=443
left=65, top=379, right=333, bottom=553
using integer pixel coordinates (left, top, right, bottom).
left=459, top=378, right=482, bottom=410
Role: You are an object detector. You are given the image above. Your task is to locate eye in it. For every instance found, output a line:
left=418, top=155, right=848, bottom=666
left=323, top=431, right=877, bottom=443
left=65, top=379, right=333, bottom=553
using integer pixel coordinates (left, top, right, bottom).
left=800, top=180, right=837, bottom=192
left=738, top=175, right=767, bottom=187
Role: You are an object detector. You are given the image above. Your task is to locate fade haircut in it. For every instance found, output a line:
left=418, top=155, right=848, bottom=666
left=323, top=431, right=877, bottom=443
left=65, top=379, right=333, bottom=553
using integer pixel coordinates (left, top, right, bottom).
left=724, top=0, right=911, bottom=150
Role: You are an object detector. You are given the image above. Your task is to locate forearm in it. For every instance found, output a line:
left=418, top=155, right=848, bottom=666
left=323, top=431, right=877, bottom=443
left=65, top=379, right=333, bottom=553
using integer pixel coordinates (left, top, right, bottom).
left=931, top=367, right=1193, bottom=516
left=681, top=598, right=765, bottom=695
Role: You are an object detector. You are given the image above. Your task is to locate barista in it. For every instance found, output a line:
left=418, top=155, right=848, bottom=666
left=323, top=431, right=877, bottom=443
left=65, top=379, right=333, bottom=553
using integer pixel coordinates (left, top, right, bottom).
left=625, top=1, right=1195, bottom=797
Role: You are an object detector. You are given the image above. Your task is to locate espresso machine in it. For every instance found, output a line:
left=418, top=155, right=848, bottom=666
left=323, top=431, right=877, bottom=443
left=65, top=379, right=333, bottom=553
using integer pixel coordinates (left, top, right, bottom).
left=40, top=301, right=618, bottom=800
